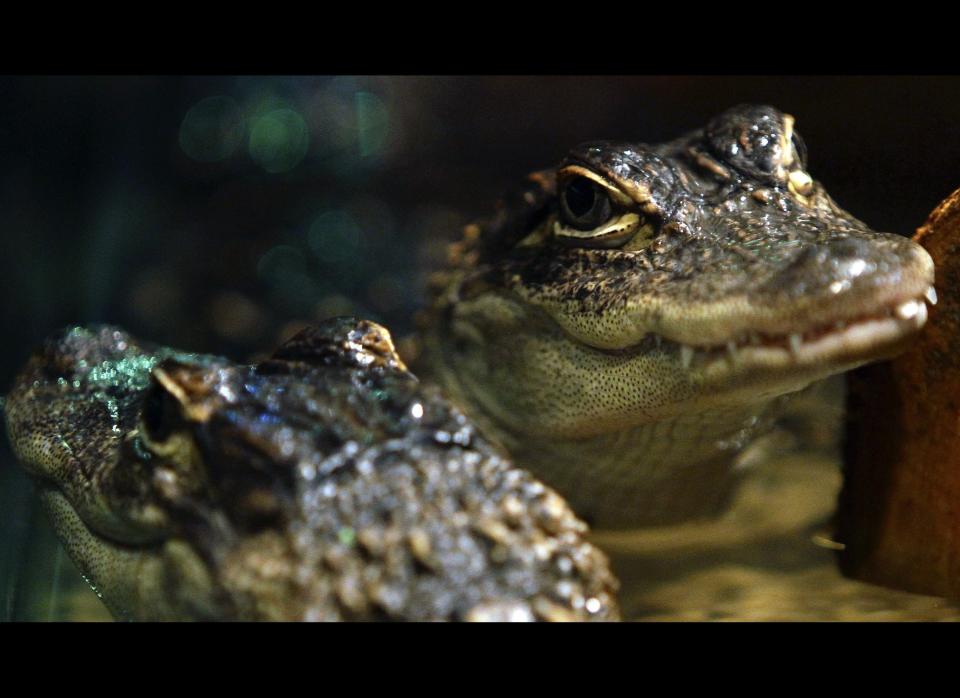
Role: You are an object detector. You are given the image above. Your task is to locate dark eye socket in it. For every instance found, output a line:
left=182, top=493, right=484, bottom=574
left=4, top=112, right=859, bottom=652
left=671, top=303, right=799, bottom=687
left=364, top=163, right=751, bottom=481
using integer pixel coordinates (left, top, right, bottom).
left=560, top=176, right=613, bottom=231
left=142, top=386, right=179, bottom=443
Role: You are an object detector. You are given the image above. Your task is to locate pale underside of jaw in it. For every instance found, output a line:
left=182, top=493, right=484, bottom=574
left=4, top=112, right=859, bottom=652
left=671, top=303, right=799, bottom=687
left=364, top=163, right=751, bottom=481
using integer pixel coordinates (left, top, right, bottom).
left=611, top=286, right=937, bottom=371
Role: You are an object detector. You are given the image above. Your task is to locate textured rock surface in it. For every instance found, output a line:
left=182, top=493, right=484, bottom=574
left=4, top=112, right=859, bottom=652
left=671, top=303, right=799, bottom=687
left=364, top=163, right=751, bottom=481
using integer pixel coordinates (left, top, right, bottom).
left=839, top=186, right=960, bottom=599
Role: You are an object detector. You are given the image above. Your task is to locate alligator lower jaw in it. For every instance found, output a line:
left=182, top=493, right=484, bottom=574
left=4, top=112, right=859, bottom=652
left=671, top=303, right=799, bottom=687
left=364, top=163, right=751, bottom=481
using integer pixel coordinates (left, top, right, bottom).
left=611, top=288, right=936, bottom=372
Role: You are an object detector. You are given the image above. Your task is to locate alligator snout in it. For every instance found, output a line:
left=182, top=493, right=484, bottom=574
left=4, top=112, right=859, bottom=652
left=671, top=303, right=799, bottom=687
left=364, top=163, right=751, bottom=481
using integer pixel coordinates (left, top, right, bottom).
left=767, top=232, right=932, bottom=306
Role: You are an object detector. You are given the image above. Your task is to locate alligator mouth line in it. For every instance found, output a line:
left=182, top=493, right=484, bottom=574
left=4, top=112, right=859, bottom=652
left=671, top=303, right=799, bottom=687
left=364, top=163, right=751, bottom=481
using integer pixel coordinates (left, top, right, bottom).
left=595, top=286, right=937, bottom=370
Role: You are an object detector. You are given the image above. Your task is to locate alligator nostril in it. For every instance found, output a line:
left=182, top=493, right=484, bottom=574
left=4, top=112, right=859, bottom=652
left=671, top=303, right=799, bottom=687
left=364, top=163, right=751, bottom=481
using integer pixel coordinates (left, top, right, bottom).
left=767, top=236, right=890, bottom=299
left=823, top=238, right=884, bottom=285
left=827, top=237, right=875, bottom=259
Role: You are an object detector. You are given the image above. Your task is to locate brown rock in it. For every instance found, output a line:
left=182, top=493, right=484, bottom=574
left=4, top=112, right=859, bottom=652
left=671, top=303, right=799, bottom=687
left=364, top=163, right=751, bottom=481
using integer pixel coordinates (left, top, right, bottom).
left=838, top=187, right=960, bottom=598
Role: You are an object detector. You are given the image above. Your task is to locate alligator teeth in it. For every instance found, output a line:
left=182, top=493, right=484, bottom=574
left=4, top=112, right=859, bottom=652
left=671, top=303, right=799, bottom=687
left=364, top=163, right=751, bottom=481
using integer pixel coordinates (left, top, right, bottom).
left=811, top=534, right=847, bottom=551
left=895, top=299, right=922, bottom=321
left=925, top=286, right=938, bottom=306
left=726, top=341, right=738, bottom=362
left=653, top=335, right=662, bottom=349
left=915, top=300, right=928, bottom=325
left=680, top=345, right=694, bottom=369
left=788, top=333, right=802, bottom=356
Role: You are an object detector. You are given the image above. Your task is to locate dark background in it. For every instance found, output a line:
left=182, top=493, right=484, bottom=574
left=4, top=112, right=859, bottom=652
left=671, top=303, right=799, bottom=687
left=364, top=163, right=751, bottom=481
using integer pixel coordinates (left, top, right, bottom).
left=2, top=75, right=959, bottom=618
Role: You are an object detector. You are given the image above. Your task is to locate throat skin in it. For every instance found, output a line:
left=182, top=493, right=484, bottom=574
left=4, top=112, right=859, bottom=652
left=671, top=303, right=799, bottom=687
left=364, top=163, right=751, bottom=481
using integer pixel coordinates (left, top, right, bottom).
left=421, top=291, right=816, bottom=530
left=446, top=392, right=790, bottom=530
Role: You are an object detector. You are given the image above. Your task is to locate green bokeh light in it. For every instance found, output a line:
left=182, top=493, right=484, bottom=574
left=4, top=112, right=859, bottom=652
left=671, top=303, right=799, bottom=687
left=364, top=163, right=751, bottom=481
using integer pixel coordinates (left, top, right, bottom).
left=249, top=109, right=310, bottom=173
left=257, top=244, right=306, bottom=281
left=179, top=96, right=244, bottom=163
left=258, top=244, right=322, bottom=314
left=355, top=91, right=389, bottom=158
left=308, top=210, right=362, bottom=263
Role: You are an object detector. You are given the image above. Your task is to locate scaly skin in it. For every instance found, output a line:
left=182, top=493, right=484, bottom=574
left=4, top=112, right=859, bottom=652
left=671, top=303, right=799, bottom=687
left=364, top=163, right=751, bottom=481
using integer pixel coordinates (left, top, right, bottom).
left=4, top=321, right=618, bottom=620
left=422, top=105, right=935, bottom=528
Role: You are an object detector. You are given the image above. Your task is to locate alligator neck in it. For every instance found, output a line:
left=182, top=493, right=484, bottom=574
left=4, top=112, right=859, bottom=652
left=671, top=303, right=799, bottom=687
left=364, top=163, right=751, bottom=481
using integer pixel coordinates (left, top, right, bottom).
left=480, top=398, right=791, bottom=530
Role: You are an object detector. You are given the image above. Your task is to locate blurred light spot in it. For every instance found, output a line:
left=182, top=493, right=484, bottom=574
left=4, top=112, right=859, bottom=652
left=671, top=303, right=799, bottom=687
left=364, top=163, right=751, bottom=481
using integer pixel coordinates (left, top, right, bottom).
left=128, top=270, right=184, bottom=332
left=309, top=88, right=358, bottom=151
left=208, top=291, right=267, bottom=343
left=308, top=210, right=362, bottom=263
left=259, top=245, right=322, bottom=314
left=315, top=294, right=357, bottom=321
left=409, top=205, right=468, bottom=268
left=249, top=109, right=310, bottom=173
left=367, top=274, right=406, bottom=313
left=338, top=527, right=356, bottom=546
left=179, top=96, right=244, bottom=163
left=355, top=91, right=390, bottom=157
left=396, top=334, right=420, bottom=366
left=257, top=245, right=306, bottom=282
left=345, top=196, right=395, bottom=245
left=848, top=259, right=867, bottom=277
left=278, top=320, right=314, bottom=346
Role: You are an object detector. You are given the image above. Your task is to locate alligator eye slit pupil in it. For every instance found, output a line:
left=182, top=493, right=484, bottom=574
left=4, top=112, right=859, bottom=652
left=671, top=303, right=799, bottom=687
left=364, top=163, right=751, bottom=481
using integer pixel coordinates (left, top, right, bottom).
left=564, top=177, right=597, bottom=217
left=561, top=177, right=612, bottom=231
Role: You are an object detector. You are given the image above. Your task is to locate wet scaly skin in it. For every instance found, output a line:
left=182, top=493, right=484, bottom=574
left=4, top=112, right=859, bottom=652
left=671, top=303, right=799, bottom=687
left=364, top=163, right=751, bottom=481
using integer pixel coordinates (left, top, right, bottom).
left=423, top=104, right=936, bottom=528
left=4, top=321, right=618, bottom=621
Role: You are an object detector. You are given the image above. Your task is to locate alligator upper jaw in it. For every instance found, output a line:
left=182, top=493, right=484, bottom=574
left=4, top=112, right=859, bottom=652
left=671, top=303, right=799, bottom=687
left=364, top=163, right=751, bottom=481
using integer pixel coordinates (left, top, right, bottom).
left=658, top=292, right=934, bottom=374
left=545, top=281, right=937, bottom=375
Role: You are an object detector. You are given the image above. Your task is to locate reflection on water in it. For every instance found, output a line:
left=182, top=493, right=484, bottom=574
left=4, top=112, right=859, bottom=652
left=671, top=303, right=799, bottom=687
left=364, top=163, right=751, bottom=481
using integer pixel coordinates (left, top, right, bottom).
left=602, top=450, right=960, bottom=621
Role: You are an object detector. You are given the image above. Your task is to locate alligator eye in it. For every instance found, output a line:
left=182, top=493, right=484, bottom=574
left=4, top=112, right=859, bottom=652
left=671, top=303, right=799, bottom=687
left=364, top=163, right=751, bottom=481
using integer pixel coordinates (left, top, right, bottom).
left=141, top=386, right=178, bottom=443
left=560, top=176, right=613, bottom=230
